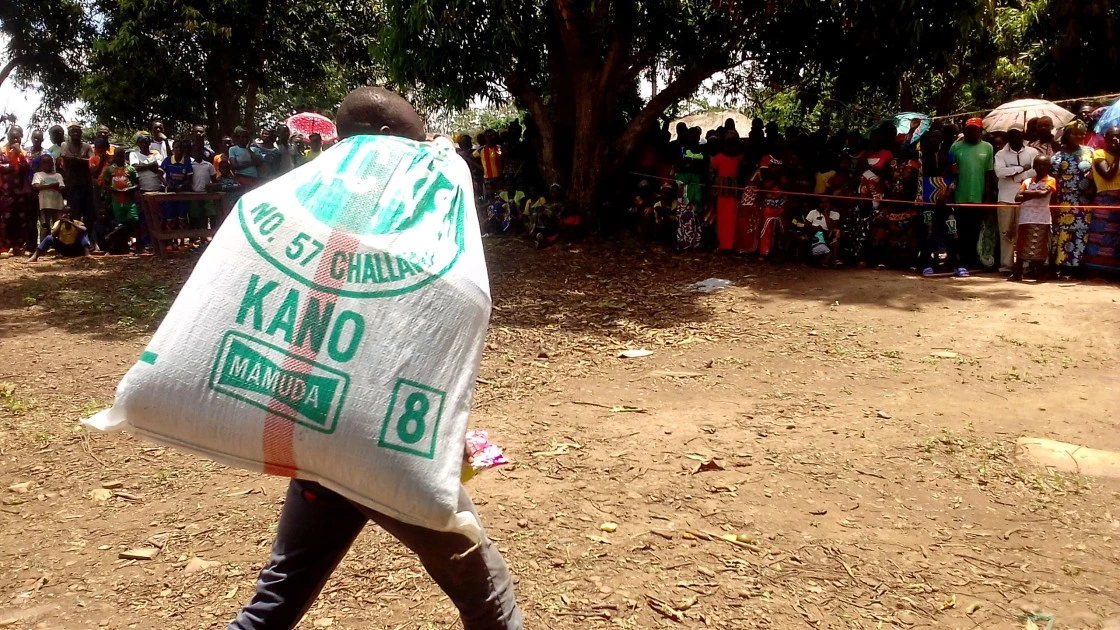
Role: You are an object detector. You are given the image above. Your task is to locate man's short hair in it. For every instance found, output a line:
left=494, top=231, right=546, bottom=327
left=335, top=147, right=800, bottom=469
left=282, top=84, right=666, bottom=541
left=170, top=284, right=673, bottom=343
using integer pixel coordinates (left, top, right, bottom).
left=336, top=87, right=425, bottom=141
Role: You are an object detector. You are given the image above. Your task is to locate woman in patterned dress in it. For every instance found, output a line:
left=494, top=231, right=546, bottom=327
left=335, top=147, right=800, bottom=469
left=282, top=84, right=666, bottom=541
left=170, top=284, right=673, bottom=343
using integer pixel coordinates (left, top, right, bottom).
left=1050, top=121, right=1095, bottom=273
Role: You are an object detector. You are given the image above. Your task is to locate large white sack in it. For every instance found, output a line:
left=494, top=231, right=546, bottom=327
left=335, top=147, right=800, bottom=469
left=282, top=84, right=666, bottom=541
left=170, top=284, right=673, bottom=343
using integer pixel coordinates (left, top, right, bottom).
left=85, top=135, right=491, bottom=540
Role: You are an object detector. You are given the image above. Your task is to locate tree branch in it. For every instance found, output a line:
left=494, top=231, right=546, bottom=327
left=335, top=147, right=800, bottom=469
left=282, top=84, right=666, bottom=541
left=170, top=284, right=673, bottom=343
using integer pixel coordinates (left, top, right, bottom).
left=611, top=63, right=722, bottom=166
left=0, top=56, right=28, bottom=89
left=551, top=0, right=584, bottom=61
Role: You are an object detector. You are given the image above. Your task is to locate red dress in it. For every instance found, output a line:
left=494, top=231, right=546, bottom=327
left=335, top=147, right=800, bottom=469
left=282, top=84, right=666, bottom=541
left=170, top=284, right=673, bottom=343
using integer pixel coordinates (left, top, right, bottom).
left=710, top=152, right=742, bottom=250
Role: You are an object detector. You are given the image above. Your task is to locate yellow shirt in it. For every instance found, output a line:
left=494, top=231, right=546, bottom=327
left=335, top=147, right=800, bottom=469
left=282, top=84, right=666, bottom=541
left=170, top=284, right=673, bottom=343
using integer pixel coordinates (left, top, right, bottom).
left=52, top=219, right=85, bottom=245
left=1091, top=149, right=1120, bottom=194
left=814, top=171, right=836, bottom=195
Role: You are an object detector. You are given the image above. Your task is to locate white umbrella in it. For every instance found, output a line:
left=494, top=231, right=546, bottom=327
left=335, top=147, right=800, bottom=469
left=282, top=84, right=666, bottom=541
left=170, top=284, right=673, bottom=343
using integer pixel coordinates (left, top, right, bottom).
left=982, top=99, right=1074, bottom=133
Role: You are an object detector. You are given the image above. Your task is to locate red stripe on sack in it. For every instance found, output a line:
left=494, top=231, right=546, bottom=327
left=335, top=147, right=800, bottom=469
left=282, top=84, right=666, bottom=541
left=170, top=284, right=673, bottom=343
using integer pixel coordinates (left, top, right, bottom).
left=262, top=230, right=361, bottom=476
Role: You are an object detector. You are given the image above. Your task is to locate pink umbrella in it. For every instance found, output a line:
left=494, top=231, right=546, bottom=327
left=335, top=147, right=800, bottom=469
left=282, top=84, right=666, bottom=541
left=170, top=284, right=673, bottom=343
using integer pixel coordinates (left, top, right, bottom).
left=284, top=112, right=337, bottom=143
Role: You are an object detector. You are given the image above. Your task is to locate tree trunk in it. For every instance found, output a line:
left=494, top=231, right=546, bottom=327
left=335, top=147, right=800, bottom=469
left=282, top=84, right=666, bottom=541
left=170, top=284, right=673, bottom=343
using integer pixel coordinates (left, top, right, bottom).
left=566, top=82, right=609, bottom=216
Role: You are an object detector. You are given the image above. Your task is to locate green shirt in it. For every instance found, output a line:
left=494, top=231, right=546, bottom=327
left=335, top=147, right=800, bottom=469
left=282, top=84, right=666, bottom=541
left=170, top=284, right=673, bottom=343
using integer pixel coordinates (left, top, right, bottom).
left=949, top=140, right=993, bottom=203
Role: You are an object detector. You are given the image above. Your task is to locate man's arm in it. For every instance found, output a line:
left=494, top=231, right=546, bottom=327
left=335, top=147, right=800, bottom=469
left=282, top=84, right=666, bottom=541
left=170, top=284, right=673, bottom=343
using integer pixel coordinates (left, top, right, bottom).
left=993, top=151, right=1022, bottom=179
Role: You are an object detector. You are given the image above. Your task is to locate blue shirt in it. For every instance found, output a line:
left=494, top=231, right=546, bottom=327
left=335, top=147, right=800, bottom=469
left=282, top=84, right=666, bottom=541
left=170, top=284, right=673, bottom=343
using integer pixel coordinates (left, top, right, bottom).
left=161, top=155, right=194, bottom=191
left=228, top=145, right=259, bottom=178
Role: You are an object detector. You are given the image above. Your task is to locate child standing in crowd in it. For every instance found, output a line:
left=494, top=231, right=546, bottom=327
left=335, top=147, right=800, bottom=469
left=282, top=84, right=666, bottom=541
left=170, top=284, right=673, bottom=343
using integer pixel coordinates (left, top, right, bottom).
left=27, top=208, right=91, bottom=261
left=752, top=143, right=788, bottom=260
left=652, top=182, right=679, bottom=246
left=190, top=146, right=218, bottom=229
left=161, top=140, right=194, bottom=230
left=1011, top=155, right=1056, bottom=281
left=100, top=149, right=139, bottom=252
left=479, top=130, right=502, bottom=200
left=31, top=154, right=65, bottom=242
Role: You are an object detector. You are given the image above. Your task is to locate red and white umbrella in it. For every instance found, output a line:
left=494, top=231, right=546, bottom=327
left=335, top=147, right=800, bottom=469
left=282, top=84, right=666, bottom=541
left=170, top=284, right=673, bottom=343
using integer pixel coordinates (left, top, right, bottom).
left=284, top=112, right=337, bottom=143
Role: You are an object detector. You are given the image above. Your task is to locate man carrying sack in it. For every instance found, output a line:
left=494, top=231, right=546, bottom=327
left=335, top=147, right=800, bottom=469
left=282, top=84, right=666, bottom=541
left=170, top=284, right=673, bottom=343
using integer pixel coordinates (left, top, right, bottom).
left=225, top=88, right=523, bottom=630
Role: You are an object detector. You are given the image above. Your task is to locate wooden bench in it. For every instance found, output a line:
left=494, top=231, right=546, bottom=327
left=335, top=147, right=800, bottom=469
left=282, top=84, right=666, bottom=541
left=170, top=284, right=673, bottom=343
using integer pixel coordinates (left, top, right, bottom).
left=139, top=192, right=233, bottom=258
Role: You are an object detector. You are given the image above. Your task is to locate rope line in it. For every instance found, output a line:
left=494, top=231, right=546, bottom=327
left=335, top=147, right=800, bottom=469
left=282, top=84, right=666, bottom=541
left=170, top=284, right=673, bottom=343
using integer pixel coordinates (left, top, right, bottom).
left=629, top=171, right=1120, bottom=211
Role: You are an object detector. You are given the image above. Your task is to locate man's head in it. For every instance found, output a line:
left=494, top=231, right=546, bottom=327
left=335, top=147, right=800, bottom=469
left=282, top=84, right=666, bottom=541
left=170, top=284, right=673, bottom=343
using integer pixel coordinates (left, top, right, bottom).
left=7, top=125, right=22, bottom=146
left=67, top=123, right=83, bottom=143
left=1007, top=125, right=1024, bottom=149
left=309, top=133, right=322, bottom=151
left=150, top=119, right=165, bottom=136
left=276, top=125, right=290, bottom=143
left=96, top=125, right=110, bottom=139
left=172, top=139, right=185, bottom=158
left=1032, top=154, right=1051, bottom=178
left=336, top=87, right=425, bottom=141
left=724, top=118, right=737, bottom=132
left=48, top=125, right=64, bottom=146
left=1078, top=104, right=1093, bottom=125
left=113, top=149, right=127, bottom=166
left=1035, top=116, right=1054, bottom=139
left=457, top=133, right=471, bottom=151
left=30, top=129, right=43, bottom=149
left=233, top=127, right=250, bottom=147
left=1106, top=127, right=1120, bottom=155
left=675, top=122, right=688, bottom=139
left=39, top=154, right=54, bottom=172
left=963, top=118, right=983, bottom=143
left=192, top=125, right=206, bottom=143
left=136, top=132, right=151, bottom=153
left=990, top=130, right=1007, bottom=152
left=221, top=135, right=233, bottom=150
left=93, top=137, right=109, bottom=153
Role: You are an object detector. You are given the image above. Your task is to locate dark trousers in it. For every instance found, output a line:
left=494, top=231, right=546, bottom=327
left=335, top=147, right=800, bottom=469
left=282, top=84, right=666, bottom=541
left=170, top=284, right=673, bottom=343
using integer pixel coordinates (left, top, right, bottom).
left=955, top=205, right=981, bottom=267
left=227, top=479, right=523, bottom=630
left=918, top=207, right=961, bottom=269
left=36, top=234, right=90, bottom=257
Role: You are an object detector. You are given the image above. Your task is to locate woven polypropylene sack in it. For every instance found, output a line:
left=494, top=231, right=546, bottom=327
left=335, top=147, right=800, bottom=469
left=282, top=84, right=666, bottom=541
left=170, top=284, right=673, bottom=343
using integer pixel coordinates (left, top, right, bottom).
left=84, top=136, right=490, bottom=539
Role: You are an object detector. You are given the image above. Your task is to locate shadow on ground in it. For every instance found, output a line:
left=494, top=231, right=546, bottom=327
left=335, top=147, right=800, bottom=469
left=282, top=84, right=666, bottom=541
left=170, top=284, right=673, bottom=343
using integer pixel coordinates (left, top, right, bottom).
left=1, top=238, right=1101, bottom=343
left=0, top=254, right=194, bottom=341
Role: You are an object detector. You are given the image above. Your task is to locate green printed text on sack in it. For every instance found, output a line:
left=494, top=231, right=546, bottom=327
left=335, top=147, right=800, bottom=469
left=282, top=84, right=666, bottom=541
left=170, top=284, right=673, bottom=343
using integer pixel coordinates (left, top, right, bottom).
left=237, top=273, right=365, bottom=363
left=208, top=331, right=350, bottom=434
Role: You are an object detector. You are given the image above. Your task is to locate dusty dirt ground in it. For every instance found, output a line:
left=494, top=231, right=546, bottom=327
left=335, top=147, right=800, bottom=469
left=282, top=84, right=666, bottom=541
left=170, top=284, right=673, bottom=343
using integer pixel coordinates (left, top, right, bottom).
left=1, top=241, right=1119, bottom=629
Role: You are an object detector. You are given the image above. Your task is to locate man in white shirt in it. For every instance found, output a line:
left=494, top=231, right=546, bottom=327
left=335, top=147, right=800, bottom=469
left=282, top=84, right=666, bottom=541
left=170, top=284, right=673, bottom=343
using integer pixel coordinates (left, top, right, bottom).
left=129, top=133, right=165, bottom=194
left=993, top=123, right=1039, bottom=272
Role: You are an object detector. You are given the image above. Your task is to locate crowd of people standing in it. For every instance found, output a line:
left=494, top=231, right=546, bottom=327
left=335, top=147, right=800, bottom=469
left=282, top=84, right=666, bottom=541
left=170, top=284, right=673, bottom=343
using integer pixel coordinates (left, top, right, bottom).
left=622, top=106, right=1120, bottom=279
left=0, top=119, right=329, bottom=260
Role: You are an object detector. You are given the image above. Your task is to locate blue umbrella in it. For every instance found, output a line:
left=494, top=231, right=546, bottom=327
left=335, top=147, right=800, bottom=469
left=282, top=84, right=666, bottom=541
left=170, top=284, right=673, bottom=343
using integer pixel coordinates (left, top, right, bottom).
left=894, top=112, right=930, bottom=144
left=1095, top=99, right=1120, bottom=134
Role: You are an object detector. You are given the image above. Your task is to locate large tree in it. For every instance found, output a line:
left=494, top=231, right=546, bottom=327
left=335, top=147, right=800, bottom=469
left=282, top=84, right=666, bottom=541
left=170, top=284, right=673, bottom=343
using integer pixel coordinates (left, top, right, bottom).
left=0, top=0, right=91, bottom=113
left=1031, top=0, right=1120, bottom=99
left=82, top=0, right=381, bottom=143
left=375, top=0, right=992, bottom=212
